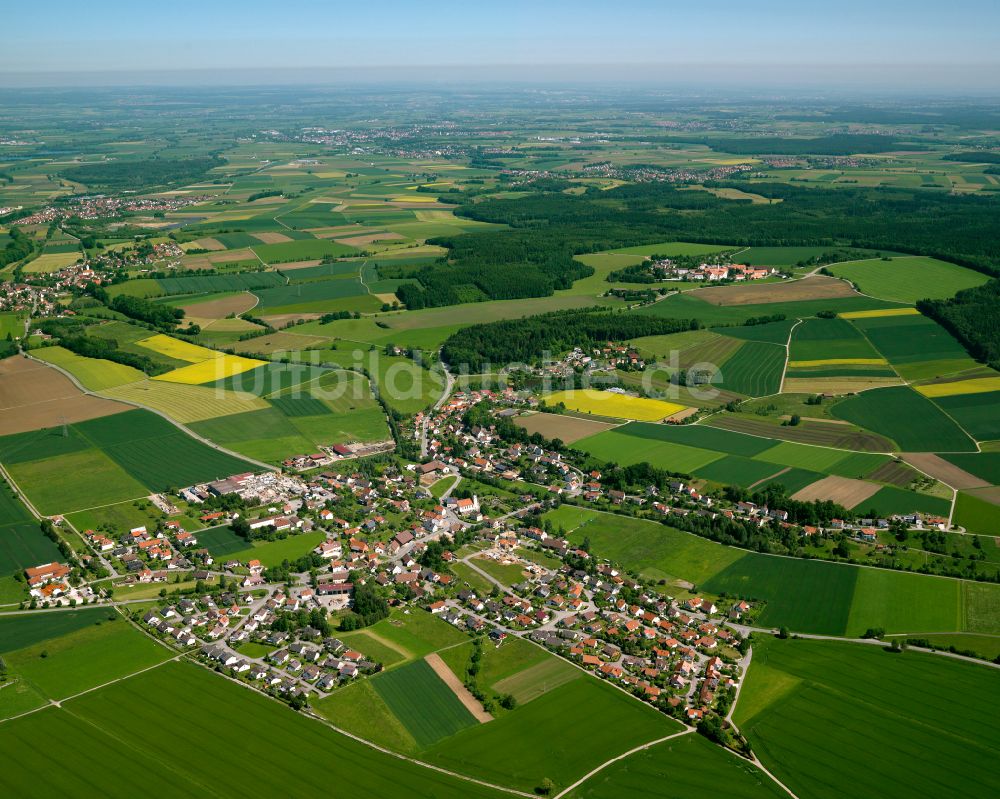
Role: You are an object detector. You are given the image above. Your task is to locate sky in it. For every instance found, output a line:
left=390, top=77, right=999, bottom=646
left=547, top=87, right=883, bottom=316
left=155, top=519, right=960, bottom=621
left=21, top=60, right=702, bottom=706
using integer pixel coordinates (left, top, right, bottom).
left=3, top=0, right=1000, bottom=89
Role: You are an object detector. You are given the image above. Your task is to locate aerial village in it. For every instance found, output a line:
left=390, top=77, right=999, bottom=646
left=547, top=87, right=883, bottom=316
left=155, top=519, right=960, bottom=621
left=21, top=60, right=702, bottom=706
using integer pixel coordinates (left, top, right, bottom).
left=19, top=387, right=950, bottom=725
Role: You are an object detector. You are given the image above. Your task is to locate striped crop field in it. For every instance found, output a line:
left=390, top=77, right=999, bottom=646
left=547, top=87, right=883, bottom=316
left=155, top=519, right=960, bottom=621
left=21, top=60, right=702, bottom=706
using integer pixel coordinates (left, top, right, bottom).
left=917, top=376, right=1000, bottom=398
left=839, top=307, right=921, bottom=320
left=787, top=358, right=888, bottom=368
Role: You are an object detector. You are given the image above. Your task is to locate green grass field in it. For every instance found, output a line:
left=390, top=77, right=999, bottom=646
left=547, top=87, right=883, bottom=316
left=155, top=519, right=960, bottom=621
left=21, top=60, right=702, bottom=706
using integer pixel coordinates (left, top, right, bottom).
left=717, top=341, right=786, bottom=396
left=0, top=479, right=59, bottom=576
left=31, top=346, right=145, bottom=390
left=704, top=555, right=859, bottom=635
left=788, top=317, right=883, bottom=361
left=552, top=507, right=996, bottom=636
left=0, top=660, right=505, bottom=798
left=0, top=616, right=172, bottom=719
left=0, top=608, right=113, bottom=653
left=953, top=491, right=1000, bottom=534
left=1, top=409, right=256, bottom=514
left=424, top=676, right=681, bottom=792
left=312, top=678, right=420, bottom=754
left=932, top=390, right=1000, bottom=442
left=78, top=410, right=257, bottom=491
left=850, top=314, right=970, bottom=374
left=552, top=508, right=746, bottom=585
left=829, top=256, right=989, bottom=303
left=226, top=531, right=326, bottom=567
left=734, top=636, right=999, bottom=799
left=833, top=386, right=976, bottom=452
left=941, top=452, right=1000, bottom=483
left=371, top=659, right=479, bottom=748
left=567, top=732, right=788, bottom=799
left=196, top=525, right=248, bottom=556
left=7, top=447, right=149, bottom=515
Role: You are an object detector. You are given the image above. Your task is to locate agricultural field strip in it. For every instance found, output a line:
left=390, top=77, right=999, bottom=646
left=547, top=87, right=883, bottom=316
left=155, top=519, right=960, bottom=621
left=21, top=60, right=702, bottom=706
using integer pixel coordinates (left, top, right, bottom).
left=0, top=619, right=184, bottom=725
left=843, top=318, right=985, bottom=448
left=551, top=729, right=696, bottom=799
left=23, top=354, right=276, bottom=474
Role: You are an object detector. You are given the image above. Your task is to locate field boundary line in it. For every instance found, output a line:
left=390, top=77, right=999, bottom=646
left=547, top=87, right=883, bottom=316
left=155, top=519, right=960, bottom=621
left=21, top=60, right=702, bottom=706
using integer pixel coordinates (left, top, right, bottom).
left=552, top=728, right=694, bottom=799
left=23, top=353, right=277, bottom=473
left=174, top=646, right=536, bottom=796
left=778, top=318, right=803, bottom=394
left=0, top=651, right=183, bottom=725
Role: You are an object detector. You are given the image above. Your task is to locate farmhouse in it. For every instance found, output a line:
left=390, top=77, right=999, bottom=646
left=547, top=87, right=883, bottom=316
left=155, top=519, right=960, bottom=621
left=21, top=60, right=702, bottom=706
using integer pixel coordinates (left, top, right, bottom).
left=25, top=562, right=71, bottom=587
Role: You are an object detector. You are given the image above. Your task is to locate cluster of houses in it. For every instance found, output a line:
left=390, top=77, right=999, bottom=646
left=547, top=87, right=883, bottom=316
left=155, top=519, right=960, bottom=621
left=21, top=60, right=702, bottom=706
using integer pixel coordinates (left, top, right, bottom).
left=649, top=260, right=777, bottom=282
left=141, top=587, right=382, bottom=700
left=12, top=194, right=203, bottom=226
left=416, top=527, right=752, bottom=719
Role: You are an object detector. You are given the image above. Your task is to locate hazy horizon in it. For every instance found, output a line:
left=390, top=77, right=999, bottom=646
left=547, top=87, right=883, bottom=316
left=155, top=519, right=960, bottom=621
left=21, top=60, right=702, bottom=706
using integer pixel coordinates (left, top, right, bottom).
left=3, top=0, right=999, bottom=91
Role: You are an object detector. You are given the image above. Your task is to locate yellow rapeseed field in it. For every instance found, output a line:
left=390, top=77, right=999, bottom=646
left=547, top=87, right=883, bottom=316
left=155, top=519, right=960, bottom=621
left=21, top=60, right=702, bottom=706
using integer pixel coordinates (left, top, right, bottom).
left=153, top=354, right=265, bottom=385
left=137, top=334, right=220, bottom=364
left=916, top=376, right=1000, bottom=398
left=788, top=358, right=888, bottom=368
left=544, top=389, right=686, bottom=422
left=839, top=307, right=920, bottom=320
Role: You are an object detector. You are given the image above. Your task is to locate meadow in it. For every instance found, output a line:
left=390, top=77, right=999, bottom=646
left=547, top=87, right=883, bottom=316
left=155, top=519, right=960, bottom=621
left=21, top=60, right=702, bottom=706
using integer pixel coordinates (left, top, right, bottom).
left=423, top=676, right=681, bottom=792
left=225, top=531, right=326, bottom=567
left=833, top=386, right=977, bottom=451
left=849, top=314, right=973, bottom=381
left=1, top=409, right=255, bottom=514
left=0, top=660, right=505, bottom=799
left=0, top=478, right=59, bottom=576
left=734, top=636, right=1000, bottom=799
left=0, top=615, right=172, bottom=719
left=930, top=390, right=1000, bottom=442
left=567, top=733, right=788, bottom=799
left=828, top=255, right=989, bottom=303
left=549, top=507, right=996, bottom=636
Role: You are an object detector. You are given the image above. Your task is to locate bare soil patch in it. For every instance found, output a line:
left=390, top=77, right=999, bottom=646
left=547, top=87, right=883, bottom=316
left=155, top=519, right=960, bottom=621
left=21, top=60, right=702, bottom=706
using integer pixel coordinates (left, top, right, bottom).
left=180, top=291, right=257, bottom=320
left=694, top=275, right=859, bottom=306
left=783, top=376, right=902, bottom=395
left=189, top=237, right=226, bottom=251
left=308, top=225, right=378, bottom=239
left=208, top=248, right=256, bottom=264
left=252, top=232, right=291, bottom=244
left=792, top=475, right=882, bottom=508
left=866, top=460, right=918, bottom=488
left=901, top=453, right=991, bottom=490
left=514, top=412, right=618, bottom=444
left=666, top=406, right=700, bottom=423
left=967, top=486, right=1000, bottom=507
left=258, top=313, right=323, bottom=328
left=424, top=653, right=493, bottom=723
left=0, top=357, right=129, bottom=435
left=336, top=232, right=406, bottom=247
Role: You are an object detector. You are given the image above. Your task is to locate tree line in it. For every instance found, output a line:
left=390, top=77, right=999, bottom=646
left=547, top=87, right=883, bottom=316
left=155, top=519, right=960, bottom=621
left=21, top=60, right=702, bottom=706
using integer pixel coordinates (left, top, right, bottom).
left=441, top=308, right=697, bottom=370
